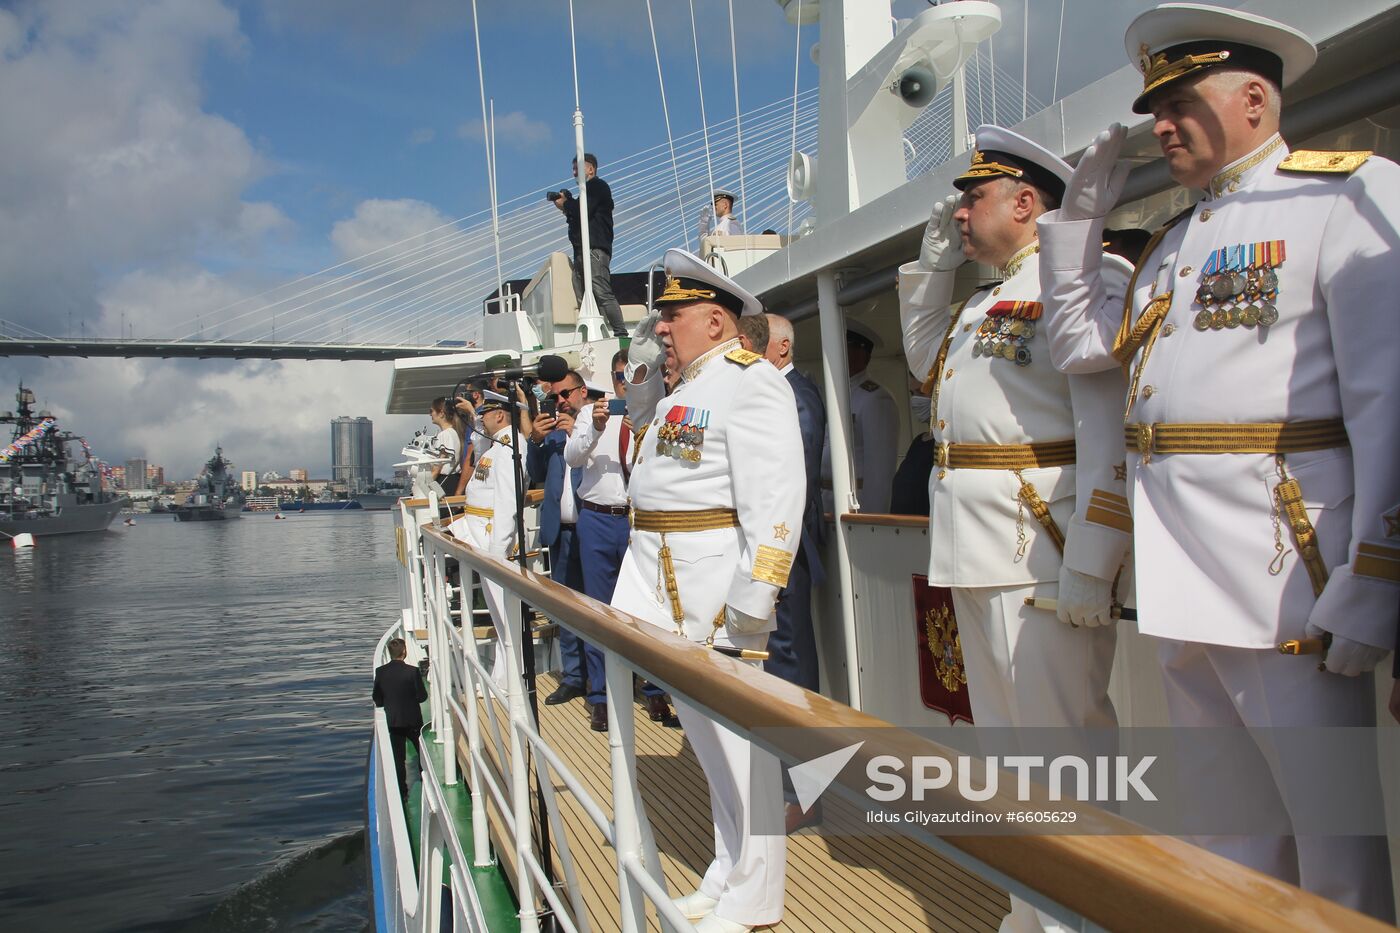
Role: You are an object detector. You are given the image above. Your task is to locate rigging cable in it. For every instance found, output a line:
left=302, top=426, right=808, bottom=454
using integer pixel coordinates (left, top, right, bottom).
left=470, top=0, right=505, bottom=309
left=726, top=0, right=748, bottom=241
left=786, top=11, right=803, bottom=278
left=687, top=0, right=718, bottom=233
left=644, top=0, right=693, bottom=251
left=1052, top=0, right=1066, bottom=102
left=1021, top=0, right=1029, bottom=121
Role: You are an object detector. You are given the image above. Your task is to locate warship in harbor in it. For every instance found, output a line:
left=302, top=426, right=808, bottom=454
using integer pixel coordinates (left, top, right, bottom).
left=169, top=447, right=246, bottom=522
left=0, top=385, right=128, bottom=538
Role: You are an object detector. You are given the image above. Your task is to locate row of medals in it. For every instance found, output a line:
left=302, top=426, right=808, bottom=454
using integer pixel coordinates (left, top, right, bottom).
left=656, top=419, right=704, bottom=463
left=971, top=315, right=1035, bottom=366
left=1194, top=265, right=1280, bottom=331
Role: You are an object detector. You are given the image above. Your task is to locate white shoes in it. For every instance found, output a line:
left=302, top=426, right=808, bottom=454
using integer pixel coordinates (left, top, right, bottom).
left=693, top=915, right=754, bottom=932
left=673, top=891, right=719, bottom=920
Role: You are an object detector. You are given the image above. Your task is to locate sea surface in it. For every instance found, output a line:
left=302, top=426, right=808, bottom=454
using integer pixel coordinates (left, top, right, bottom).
left=0, top=510, right=397, bottom=931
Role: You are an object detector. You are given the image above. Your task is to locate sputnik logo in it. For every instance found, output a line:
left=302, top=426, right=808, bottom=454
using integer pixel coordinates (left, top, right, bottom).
left=788, top=741, right=864, bottom=813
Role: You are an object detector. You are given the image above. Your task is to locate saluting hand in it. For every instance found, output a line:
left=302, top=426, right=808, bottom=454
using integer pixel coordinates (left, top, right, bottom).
left=628, top=309, right=665, bottom=381
left=919, top=194, right=964, bottom=272
left=1062, top=123, right=1131, bottom=222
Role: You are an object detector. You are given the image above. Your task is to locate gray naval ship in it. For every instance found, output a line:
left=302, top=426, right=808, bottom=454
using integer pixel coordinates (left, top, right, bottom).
left=0, top=385, right=128, bottom=538
left=169, top=447, right=246, bottom=522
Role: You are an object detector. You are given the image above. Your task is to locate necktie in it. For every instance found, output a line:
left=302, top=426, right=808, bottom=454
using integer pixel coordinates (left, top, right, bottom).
left=618, top=420, right=632, bottom=482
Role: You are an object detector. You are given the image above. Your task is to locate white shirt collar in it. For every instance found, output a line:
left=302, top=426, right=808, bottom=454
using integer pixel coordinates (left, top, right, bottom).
left=778, top=362, right=794, bottom=375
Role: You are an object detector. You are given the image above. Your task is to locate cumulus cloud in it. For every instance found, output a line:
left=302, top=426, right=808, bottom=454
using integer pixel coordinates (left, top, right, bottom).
left=408, top=127, right=436, bottom=147
left=329, top=198, right=457, bottom=262
left=457, top=111, right=552, bottom=150
left=0, top=0, right=277, bottom=334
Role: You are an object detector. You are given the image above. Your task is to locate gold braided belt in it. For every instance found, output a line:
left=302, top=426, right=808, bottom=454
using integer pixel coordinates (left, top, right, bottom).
left=1126, top=419, right=1348, bottom=457
left=630, top=507, right=739, bottom=533
left=935, top=439, right=1076, bottom=470
left=462, top=505, right=494, bottom=519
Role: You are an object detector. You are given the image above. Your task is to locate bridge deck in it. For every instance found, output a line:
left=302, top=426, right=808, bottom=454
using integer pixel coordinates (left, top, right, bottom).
left=460, top=672, right=1007, bottom=931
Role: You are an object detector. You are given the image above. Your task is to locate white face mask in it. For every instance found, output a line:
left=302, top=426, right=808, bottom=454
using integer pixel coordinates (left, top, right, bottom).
left=909, top=396, right=932, bottom=429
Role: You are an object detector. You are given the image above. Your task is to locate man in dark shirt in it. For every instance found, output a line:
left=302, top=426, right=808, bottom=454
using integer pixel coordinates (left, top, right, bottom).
left=553, top=153, right=628, bottom=337
left=372, top=637, right=428, bottom=800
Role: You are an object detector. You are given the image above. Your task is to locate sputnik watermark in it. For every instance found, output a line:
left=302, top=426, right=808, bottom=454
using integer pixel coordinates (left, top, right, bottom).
left=866, top=754, right=1157, bottom=803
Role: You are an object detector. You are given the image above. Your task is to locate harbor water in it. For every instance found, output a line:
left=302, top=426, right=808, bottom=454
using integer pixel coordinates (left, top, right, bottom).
left=0, top=511, right=396, bottom=931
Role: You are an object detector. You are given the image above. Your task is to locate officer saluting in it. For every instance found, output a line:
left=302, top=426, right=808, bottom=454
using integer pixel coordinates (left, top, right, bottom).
left=447, top=393, right=522, bottom=691
left=899, top=126, right=1133, bottom=933
left=1037, top=4, right=1398, bottom=919
left=612, top=249, right=804, bottom=933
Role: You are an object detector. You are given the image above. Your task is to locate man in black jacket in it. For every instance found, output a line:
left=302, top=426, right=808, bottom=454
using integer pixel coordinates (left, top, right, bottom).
left=373, top=637, right=428, bottom=800
left=553, top=153, right=627, bottom=337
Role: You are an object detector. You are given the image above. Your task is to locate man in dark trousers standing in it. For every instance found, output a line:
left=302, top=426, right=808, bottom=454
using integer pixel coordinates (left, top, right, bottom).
left=552, top=153, right=628, bottom=337
left=372, top=637, right=428, bottom=800
left=756, top=313, right=827, bottom=833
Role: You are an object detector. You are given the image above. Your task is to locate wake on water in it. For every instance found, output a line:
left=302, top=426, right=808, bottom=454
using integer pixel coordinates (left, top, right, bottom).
left=168, top=831, right=369, bottom=932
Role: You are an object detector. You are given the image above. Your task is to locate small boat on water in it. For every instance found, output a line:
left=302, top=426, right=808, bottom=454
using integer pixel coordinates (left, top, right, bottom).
left=169, top=448, right=246, bottom=522
left=0, top=385, right=128, bottom=538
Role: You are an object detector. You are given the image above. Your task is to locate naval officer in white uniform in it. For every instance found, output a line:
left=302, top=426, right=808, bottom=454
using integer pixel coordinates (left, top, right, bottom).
left=447, top=395, right=522, bottom=691
left=612, top=248, right=805, bottom=933
left=899, top=126, right=1134, bottom=933
left=820, top=319, right=898, bottom=514
left=699, top=188, right=744, bottom=238
left=1037, top=4, right=1397, bottom=920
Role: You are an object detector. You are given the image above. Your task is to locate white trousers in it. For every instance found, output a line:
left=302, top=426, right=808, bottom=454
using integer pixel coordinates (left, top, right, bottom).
left=674, top=697, right=787, bottom=926
left=480, top=574, right=513, bottom=691
left=952, top=582, right=1119, bottom=933
left=1156, top=637, right=1395, bottom=922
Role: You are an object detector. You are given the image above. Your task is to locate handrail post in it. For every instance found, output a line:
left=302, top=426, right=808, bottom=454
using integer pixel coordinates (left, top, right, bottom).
left=504, top=596, right=541, bottom=932
left=431, top=546, right=457, bottom=786
left=606, top=649, right=657, bottom=932
left=462, top=559, right=492, bottom=867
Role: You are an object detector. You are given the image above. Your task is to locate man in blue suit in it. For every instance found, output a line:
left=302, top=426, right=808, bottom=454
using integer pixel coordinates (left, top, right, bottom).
left=526, top=374, right=600, bottom=713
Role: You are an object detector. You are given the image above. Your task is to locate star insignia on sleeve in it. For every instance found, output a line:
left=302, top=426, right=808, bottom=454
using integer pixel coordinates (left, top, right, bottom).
left=772, top=522, right=790, bottom=542
left=1384, top=507, right=1400, bottom=538
left=1113, top=462, right=1127, bottom=481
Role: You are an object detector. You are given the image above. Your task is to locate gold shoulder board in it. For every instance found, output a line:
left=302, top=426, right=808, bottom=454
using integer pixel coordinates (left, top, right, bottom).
left=860, top=379, right=880, bottom=392
left=1278, top=150, right=1372, bottom=175
left=725, top=347, right=762, bottom=366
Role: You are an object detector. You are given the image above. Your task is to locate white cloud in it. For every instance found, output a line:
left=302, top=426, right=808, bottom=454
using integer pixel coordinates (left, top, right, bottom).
left=408, top=127, right=436, bottom=146
left=329, top=198, right=456, bottom=262
left=457, top=111, right=552, bottom=150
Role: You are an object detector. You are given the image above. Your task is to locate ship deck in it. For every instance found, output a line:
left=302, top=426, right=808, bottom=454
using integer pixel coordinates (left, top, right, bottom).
left=458, top=672, right=1008, bottom=932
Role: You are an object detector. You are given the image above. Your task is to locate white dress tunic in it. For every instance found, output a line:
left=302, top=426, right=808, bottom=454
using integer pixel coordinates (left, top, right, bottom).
left=1037, top=136, right=1399, bottom=921
left=447, top=427, right=521, bottom=689
left=612, top=338, right=805, bottom=926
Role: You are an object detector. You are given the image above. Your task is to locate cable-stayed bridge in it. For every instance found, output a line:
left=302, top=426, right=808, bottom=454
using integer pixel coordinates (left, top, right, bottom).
left=1, top=51, right=1038, bottom=362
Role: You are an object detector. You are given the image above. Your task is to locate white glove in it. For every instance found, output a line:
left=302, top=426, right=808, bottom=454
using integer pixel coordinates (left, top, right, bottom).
left=1056, top=566, right=1115, bottom=628
left=1305, top=621, right=1389, bottom=677
left=724, top=604, right=770, bottom=635
left=628, top=309, right=665, bottom=381
left=698, top=205, right=713, bottom=235
left=919, top=194, right=965, bottom=272
left=1061, top=123, right=1132, bottom=222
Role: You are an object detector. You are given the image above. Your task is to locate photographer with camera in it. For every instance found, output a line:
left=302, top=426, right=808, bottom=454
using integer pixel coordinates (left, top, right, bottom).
left=550, top=153, right=627, bottom=338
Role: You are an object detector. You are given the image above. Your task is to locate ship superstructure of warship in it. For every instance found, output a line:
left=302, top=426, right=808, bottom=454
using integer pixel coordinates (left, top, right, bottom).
left=169, top=447, right=246, bottom=522
left=0, top=385, right=128, bottom=538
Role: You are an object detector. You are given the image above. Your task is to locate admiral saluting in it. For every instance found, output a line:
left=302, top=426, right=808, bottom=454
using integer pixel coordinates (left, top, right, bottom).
left=898, top=125, right=1134, bottom=933
left=611, top=249, right=804, bottom=932
left=1037, top=3, right=1398, bottom=919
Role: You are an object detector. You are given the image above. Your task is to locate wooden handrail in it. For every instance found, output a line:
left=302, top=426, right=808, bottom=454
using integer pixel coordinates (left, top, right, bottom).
left=422, top=523, right=1389, bottom=933
left=841, top=512, right=929, bottom=529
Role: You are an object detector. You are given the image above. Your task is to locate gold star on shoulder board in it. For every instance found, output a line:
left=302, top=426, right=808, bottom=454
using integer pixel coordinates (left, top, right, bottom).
left=1113, top=462, right=1127, bottom=481
left=1384, top=507, right=1400, bottom=538
left=773, top=522, right=790, bottom=542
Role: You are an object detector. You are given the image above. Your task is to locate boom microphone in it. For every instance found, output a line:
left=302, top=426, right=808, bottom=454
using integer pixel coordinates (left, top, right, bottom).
left=494, top=353, right=570, bottom=383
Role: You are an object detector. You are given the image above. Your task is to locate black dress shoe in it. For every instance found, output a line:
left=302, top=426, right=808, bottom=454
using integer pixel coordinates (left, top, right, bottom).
left=589, top=702, right=608, bottom=732
left=545, top=683, right=585, bottom=705
left=645, top=694, right=681, bottom=728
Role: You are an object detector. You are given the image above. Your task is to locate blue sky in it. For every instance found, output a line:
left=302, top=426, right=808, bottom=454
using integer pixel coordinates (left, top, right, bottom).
left=0, top=0, right=1177, bottom=478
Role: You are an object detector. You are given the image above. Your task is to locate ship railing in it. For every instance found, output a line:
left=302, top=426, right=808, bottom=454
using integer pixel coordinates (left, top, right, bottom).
left=404, top=512, right=1386, bottom=933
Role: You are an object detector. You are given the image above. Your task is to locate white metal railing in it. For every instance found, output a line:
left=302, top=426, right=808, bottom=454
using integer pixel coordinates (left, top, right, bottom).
left=380, top=494, right=1379, bottom=933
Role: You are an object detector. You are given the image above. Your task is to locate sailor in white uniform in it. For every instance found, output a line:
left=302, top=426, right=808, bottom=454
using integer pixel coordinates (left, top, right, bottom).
left=699, top=189, right=744, bottom=238
left=447, top=395, right=522, bottom=691
left=820, top=319, right=898, bottom=514
left=612, top=248, right=805, bottom=932
left=1036, top=4, right=1397, bottom=919
left=899, top=126, right=1133, bottom=933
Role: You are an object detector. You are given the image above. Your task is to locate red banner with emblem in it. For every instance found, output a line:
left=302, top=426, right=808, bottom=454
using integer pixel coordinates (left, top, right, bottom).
left=912, top=574, right=973, bottom=725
